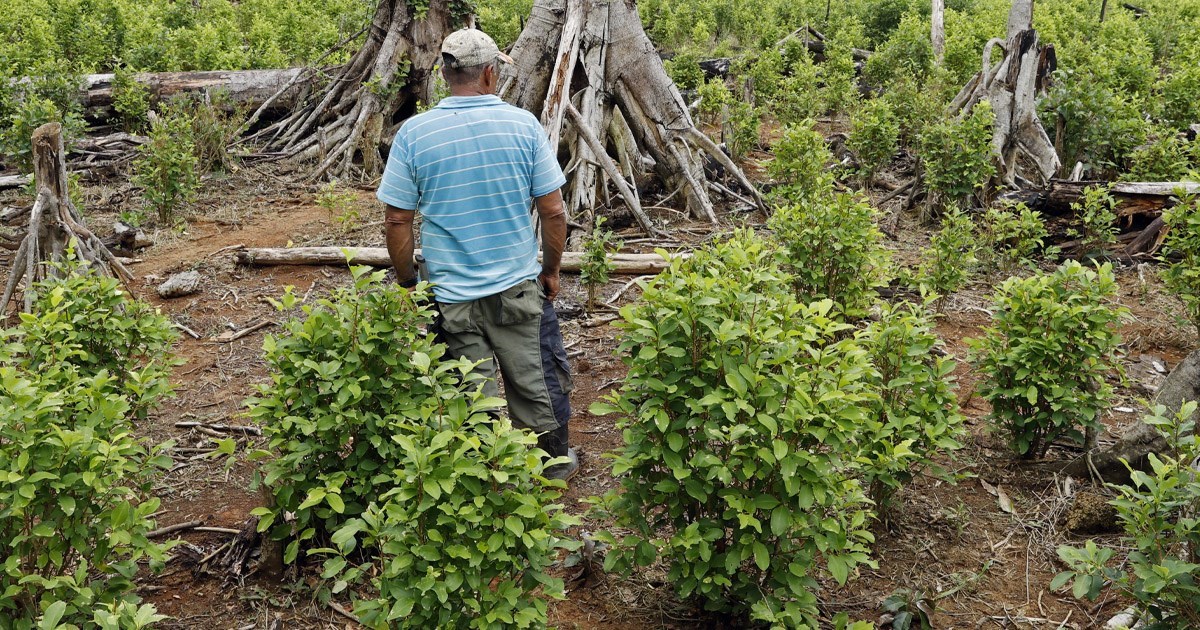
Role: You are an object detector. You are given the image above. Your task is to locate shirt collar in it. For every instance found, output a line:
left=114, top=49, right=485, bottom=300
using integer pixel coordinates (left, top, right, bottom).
left=436, top=95, right=504, bottom=109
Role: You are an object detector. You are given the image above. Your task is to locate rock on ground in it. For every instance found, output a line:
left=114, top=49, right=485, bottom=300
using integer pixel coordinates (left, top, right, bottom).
left=156, top=270, right=202, bottom=299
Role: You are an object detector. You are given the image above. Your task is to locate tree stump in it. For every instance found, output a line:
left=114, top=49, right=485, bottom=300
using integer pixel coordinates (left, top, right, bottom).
left=0, top=123, right=130, bottom=314
left=501, top=0, right=764, bottom=234
left=949, top=0, right=1061, bottom=188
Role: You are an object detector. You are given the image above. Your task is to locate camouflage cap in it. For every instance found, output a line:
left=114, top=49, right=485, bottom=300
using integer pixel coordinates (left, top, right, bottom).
left=441, top=29, right=514, bottom=69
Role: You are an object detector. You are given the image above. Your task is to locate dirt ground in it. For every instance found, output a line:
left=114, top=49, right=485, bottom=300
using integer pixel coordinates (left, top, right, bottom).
left=3, top=164, right=1195, bottom=629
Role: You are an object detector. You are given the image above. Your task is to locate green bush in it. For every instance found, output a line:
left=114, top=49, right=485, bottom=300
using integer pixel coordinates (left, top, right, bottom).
left=1160, top=193, right=1200, bottom=335
left=863, top=12, right=934, bottom=88
left=591, top=232, right=875, bottom=627
left=883, top=76, right=946, bottom=150
left=1067, top=185, right=1119, bottom=257
left=769, top=192, right=887, bottom=318
left=696, top=78, right=733, bottom=126
left=1053, top=402, right=1200, bottom=627
left=15, top=260, right=178, bottom=421
left=172, top=92, right=245, bottom=173
left=917, top=103, right=996, bottom=210
left=0, top=266, right=176, bottom=629
left=133, top=106, right=200, bottom=224
left=857, top=302, right=965, bottom=510
left=1123, top=128, right=1196, bottom=182
left=848, top=98, right=900, bottom=185
left=773, top=43, right=826, bottom=124
left=725, top=100, right=761, bottom=161
left=916, top=207, right=978, bottom=306
left=766, top=121, right=834, bottom=201
left=111, top=65, right=150, bottom=133
left=323, top=412, right=576, bottom=630
left=665, top=53, right=706, bottom=93
left=969, top=261, right=1127, bottom=459
left=1043, top=69, right=1148, bottom=178
left=0, top=91, right=85, bottom=173
left=977, top=203, right=1052, bottom=274
left=580, top=216, right=621, bottom=310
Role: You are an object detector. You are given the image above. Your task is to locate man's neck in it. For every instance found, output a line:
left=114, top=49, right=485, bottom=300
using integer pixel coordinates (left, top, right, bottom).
left=449, top=87, right=492, bottom=97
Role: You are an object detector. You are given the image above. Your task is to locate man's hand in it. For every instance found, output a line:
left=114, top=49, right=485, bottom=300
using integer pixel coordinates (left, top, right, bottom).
left=535, top=190, right=566, bottom=303
left=539, top=270, right=560, bottom=302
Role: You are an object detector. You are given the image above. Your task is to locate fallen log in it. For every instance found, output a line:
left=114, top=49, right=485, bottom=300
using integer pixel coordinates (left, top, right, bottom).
left=1062, top=348, right=1200, bottom=483
left=0, top=174, right=31, bottom=190
left=80, top=68, right=306, bottom=120
left=1002, top=179, right=1200, bottom=217
left=235, top=246, right=682, bottom=275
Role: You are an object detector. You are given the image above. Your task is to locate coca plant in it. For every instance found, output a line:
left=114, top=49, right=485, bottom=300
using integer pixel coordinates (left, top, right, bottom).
left=590, top=232, right=876, bottom=627
left=249, top=266, right=575, bottom=628
left=969, top=261, right=1127, bottom=459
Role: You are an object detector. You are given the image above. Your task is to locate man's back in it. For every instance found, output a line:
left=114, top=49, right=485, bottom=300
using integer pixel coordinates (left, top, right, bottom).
left=378, top=95, right=565, bottom=303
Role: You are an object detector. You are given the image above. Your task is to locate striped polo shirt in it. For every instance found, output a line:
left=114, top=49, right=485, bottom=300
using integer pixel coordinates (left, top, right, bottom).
left=378, top=95, right=566, bottom=303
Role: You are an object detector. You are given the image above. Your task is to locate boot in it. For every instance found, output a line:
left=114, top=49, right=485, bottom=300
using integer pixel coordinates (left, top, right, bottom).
left=537, top=424, right=579, bottom=482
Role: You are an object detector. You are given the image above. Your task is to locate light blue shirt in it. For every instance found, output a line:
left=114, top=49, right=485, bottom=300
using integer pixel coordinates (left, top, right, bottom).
left=378, top=95, right=566, bottom=303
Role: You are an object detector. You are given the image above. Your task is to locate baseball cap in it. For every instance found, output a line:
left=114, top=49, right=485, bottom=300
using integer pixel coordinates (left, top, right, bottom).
left=441, top=29, right=514, bottom=69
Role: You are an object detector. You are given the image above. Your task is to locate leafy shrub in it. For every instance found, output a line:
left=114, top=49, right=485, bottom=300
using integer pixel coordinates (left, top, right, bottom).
left=696, top=78, right=733, bottom=127
left=249, top=268, right=472, bottom=560
left=172, top=91, right=245, bottom=172
left=863, top=12, right=935, bottom=88
left=769, top=192, right=887, bottom=318
left=14, top=259, right=178, bottom=421
left=767, top=121, right=834, bottom=201
left=1123, top=128, right=1196, bottom=182
left=591, top=232, right=875, bottom=627
left=773, top=43, right=826, bottom=124
left=0, top=95, right=85, bottom=173
left=111, top=65, right=150, bottom=133
left=883, top=75, right=946, bottom=150
left=316, top=181, right=361, bottom=232
left=857, top=302, right=965, bottom=510
left=323, top=409, right=576, bottom=629
left=133, top=106, right=200, bottom=224
left=1067, top=185, right=1119, bottom=257
left=917, top=103, right=996, bottom=210
left=580, top=216, right=621, bottom=310
left=665, top=53, right=705, bottom=93
left=848, top=98, right=900, bottom=185
left=916, top=207, right=978, bottom=306
left=1160, top=194, right=1200, bottom=335
left=1053, top=402, right=1200, bottom=627
left=1043, top=69, right=1147, bottom=178
left=725, top=100, right=761, bottom=161
left=977, top=203, right=1052, bottom=274
left=819, top=23, right=865, bottom=117
left=744, top=48, right=786, bottom=104
left=969, top=261, right=1127, bottom=459
left=0, top=266, right=176, bottom=628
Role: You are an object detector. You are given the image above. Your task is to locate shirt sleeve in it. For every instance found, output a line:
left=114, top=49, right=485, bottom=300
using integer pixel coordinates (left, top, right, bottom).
left=530, top=131, right=567, bottom=198
left=377, top=133, right=420, bottom=210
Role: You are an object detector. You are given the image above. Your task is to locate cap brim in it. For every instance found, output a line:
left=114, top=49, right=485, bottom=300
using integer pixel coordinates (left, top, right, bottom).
left=497, top=51, right=515, bottom=64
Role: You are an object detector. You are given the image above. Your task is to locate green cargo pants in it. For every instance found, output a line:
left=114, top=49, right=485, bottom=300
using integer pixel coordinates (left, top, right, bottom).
left=434, top=279, right=573, bottom=433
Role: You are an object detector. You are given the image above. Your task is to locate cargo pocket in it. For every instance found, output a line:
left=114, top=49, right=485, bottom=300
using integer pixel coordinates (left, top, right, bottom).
left=498, top=280, right=543, bottom=326
left=437, top=301, right=476, bottom=335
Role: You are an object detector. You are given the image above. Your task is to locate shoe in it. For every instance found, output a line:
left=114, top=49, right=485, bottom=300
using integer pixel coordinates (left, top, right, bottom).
left=545, top=447, right=580, bottom=482
left=538, top=424, right=580, bottom=482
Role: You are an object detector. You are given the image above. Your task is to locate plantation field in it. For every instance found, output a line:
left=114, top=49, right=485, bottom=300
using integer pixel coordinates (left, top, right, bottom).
left=6, top=166, right=1187, bottom=628
left=1, top=0, right=1199, bottom=627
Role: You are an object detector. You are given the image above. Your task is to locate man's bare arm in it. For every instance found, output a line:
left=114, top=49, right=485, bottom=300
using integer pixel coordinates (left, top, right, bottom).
left=535, top=189, right=566, bottom=301
left=384, top=206, right=417, bottom=287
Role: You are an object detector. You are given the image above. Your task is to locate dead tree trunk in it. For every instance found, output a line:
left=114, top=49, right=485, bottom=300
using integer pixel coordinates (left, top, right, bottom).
left=246, top=0, right=465, bottom=180
left=81, top=69, right=306, bottom=120
left=950, top=0, right=1061, bottom=188
left=499, top=0, right=764, bottom=236
left=0, top=123, right=130, bottom=314
left=932, top=0, right=946, bottom=65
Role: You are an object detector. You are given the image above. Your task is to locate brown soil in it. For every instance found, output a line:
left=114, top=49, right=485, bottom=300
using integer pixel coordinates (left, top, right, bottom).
left=1, top=166, right=1192, bottom=629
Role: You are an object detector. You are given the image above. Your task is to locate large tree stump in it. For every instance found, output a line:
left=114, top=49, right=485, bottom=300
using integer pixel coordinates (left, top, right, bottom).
left=950, top=0, right=1061, bottom=188
left=500, top=0, right=764, bottom=236
left=246, top=0, right=467, bottom=180
left=0, top=123, right=130, bottom=314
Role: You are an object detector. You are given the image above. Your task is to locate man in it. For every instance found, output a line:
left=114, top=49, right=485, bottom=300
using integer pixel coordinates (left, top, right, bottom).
left=377, top=28, right=579, bottom=482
